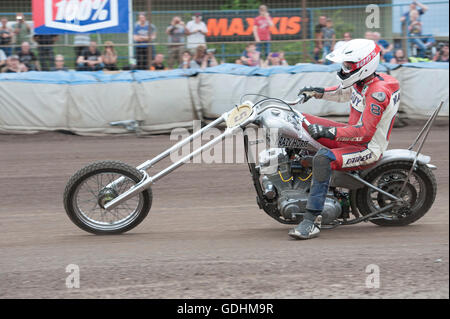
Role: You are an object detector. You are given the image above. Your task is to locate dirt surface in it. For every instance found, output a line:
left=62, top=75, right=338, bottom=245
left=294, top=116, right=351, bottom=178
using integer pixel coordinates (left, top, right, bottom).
left=0, top=122, right=448, bottom=299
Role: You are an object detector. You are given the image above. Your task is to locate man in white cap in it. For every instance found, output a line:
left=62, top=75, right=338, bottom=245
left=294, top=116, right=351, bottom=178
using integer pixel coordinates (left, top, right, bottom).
left=186, top=13, right=208, bottom=51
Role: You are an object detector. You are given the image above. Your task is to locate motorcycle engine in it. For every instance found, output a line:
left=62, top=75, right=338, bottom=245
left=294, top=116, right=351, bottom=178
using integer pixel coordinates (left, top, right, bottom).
left=258, top=148, right=342, bottom=224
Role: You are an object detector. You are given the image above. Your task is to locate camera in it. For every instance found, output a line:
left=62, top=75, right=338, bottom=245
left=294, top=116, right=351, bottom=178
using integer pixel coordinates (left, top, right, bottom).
left=206, top=48, right=216, bottom=54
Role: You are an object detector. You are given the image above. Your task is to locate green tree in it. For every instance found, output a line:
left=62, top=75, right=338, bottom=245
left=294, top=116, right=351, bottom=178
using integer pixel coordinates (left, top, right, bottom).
left=330, top=10, right=355, bottom=40
left=220, top=0, right=261, bottom=10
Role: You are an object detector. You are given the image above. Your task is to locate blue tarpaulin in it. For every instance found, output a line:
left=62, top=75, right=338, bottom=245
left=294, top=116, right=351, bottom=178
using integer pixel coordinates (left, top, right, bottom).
left=1, top=62, right=447, bottom=84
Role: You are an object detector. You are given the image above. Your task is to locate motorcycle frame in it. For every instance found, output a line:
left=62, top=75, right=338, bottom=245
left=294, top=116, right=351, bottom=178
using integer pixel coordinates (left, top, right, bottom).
left=104, top=98, right=307, bottom=210
left=103, top=98, right=443, bottom=213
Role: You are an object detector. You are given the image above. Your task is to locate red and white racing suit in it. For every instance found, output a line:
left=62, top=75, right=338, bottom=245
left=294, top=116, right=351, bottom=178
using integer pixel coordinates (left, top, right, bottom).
left=304, top=73, right=401, bottom=171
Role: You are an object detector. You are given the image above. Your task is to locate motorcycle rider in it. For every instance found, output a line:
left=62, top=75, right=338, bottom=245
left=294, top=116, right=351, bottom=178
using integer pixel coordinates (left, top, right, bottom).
left=289, top=38, right=400, bottom=240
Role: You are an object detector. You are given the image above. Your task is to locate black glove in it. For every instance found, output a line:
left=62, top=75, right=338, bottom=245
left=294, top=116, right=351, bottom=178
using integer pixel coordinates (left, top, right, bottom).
left=298, top=86, right=325, bottom=102
left=308, top=124, right=336, bottom=140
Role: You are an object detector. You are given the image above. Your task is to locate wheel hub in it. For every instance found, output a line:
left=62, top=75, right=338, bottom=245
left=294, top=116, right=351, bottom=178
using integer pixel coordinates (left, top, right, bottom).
left=97, top=188, right=118, bottom=209
left=377, top=181, right=417, bottom=215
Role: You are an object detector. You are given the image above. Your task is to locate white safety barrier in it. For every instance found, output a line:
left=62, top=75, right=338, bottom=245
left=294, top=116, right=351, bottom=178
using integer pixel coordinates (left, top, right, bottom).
left=0, top=65, right=448, bottom=135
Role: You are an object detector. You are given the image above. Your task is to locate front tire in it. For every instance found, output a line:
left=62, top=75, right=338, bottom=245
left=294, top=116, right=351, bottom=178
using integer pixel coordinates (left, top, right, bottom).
left=63, top=161, right=152, bottom=234
left=356, top=161, right=437, bottom=226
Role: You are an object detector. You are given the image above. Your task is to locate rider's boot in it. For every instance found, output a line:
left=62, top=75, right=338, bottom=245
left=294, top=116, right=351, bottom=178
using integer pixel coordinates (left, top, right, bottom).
left=288, top=210, right=322, bottom=240
left=288, top=148, right=334, bottom=240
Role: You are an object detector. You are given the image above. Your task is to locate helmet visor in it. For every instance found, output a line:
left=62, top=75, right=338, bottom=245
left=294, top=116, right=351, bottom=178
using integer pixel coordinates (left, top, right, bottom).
left=342, top=61, right=358, bottom=74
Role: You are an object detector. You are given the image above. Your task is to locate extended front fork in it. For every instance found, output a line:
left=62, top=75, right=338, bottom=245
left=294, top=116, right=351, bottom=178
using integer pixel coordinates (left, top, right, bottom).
left=103, top=116, right=240, bottom=211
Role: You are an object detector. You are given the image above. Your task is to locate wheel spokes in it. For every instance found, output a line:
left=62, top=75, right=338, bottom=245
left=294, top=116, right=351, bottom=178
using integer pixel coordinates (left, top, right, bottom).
left=73, top=172, right=143, bottom=230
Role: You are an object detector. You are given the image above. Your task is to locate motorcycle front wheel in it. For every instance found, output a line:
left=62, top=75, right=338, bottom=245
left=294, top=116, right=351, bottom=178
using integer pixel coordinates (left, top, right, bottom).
left=356, top=161, right=437, bottom=226
left=63, top=161, right=152, bottom=234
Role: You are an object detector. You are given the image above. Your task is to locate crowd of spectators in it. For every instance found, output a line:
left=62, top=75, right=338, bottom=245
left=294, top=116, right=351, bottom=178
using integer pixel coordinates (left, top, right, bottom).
left=0, top=2, right=447, bottom=74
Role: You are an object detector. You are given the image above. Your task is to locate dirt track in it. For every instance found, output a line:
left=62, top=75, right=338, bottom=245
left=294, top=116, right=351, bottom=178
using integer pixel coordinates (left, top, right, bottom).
left=0, top=122, right=448, bottom=299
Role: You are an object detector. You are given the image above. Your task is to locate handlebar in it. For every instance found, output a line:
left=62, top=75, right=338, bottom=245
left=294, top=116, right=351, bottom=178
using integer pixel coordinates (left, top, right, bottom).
left=283, top=95, right=305, bottom=106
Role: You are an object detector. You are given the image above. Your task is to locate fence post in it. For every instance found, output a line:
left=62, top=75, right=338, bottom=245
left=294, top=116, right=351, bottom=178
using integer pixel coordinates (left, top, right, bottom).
left=302, top=0, right=309, bottom=62
left=128, top=0, right=133, bottom=64
left=147, top=0, right=152, bottom=69
left=401, top=20, right=408, bottom=58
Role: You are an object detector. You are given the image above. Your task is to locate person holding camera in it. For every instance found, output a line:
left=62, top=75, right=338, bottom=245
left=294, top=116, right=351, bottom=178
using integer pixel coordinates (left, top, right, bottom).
left=433, top=43, right=449, bottom=62
left=186, top=13, right=208, bottom=51
left=192, top=45, right=217, bottom=69
left=166, top=16, right=186, bottom=69
left=12, top=13, right=30, bottom=53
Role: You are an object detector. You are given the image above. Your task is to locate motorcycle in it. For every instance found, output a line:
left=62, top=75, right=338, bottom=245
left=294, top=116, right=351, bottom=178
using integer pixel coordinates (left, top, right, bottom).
left=63, top=94, right=442, bottom=234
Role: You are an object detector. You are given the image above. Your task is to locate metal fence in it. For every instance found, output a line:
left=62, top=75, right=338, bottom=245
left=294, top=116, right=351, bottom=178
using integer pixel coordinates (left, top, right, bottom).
left=0, top=0, right=448, bottom=71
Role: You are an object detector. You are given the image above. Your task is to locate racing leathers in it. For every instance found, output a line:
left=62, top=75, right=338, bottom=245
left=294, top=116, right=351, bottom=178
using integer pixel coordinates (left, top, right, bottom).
left=303, top=73, right=401, bottom=214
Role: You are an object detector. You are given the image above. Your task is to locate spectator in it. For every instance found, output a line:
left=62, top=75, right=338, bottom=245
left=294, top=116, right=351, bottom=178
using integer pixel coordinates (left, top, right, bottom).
left=390, top=49, right=408, bottom=64
left=12, top=13, right=30, bottom=52
left=150, top=53, right=166, bottom=70
left=166, top=16, right=186, bottom=69
left=408, top=9, right=435, bottom=58
left=73, top=33, right=91, bottom=61
left=17, top=41, right=39, bottom=71
left=321, top=18, right=335, bottom=64
left=241, top=43, right=262, bottom=67
left=234, top=58, right=243, bottom=65
left=253, top=5, right=273, bottom=58
left=334, top=32, right=352, bottom=51
left=192, top=45, right=218, bottom=69
left=373, top=32, right=394, bottom=62
left=102, top=41, right=118, bottom=71
left=433, top=44, right=449, bottom=62
left=33, top=33, right=58, bottom=71
left=0, top=17, right=13, bottom=56
left=2, top=55, right=27, bottom=73
left=265, top=52, right=280, bottom=67
left=133, top=13, right=157, bottom=70
left=314, top=16, right=327, bottom=63
left=179, top=50, right=198, bottom=69
left=0, top=48, right=6, bottom=69
left=50, top=54, right=68, bottom=71
left=364, top=31, right=374, bottom=40
left=266, top=52, right=288, bottom=66
left=278, top=51, right=288, bottom=66
left=185, top=13, right=208, bottom=51
left=400, top=1, right=428, bottom=24
left=76, top=41, right=104, bottom=71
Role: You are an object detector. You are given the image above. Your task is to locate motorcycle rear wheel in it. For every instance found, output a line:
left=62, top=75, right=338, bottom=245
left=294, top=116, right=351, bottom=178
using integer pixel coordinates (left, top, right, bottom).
left=63, top=161, right=152, bottom=234
left=356, top=161, right=436, bottom=226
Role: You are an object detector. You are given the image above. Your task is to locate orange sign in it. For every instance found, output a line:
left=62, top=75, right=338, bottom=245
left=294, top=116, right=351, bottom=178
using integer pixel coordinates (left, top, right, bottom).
left=203, top=10, right=311, bottom=41
left=207, top=17, right=302, bottom=37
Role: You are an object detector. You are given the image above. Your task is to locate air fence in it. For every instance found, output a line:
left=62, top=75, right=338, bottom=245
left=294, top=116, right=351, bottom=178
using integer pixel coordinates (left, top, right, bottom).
left=0, top=62, right=448, bottom=135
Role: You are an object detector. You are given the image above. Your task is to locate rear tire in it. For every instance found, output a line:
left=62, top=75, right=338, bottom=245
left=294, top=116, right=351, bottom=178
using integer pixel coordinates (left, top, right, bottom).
left=63, top=161, right=152, bottom=234
left=356, top=161, right=436, bottom=226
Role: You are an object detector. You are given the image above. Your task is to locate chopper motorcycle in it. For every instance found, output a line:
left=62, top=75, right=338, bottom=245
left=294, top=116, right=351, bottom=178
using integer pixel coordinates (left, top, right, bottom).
left=63, top=94, right=442, bottom=235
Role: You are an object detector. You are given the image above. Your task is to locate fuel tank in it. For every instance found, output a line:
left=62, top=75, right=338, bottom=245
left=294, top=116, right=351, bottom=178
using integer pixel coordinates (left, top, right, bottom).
left=258, top=108, right=322, bottom=150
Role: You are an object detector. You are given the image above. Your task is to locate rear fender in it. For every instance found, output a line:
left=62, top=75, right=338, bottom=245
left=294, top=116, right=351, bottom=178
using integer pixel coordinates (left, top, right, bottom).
left=330, top=149, right=432, bottom=190
left=368, top=149, right=431, bottom=170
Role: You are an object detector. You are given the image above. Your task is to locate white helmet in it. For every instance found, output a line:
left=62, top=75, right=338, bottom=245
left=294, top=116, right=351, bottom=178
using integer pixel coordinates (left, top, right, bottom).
left=326, top=39, right=381, bottom=89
